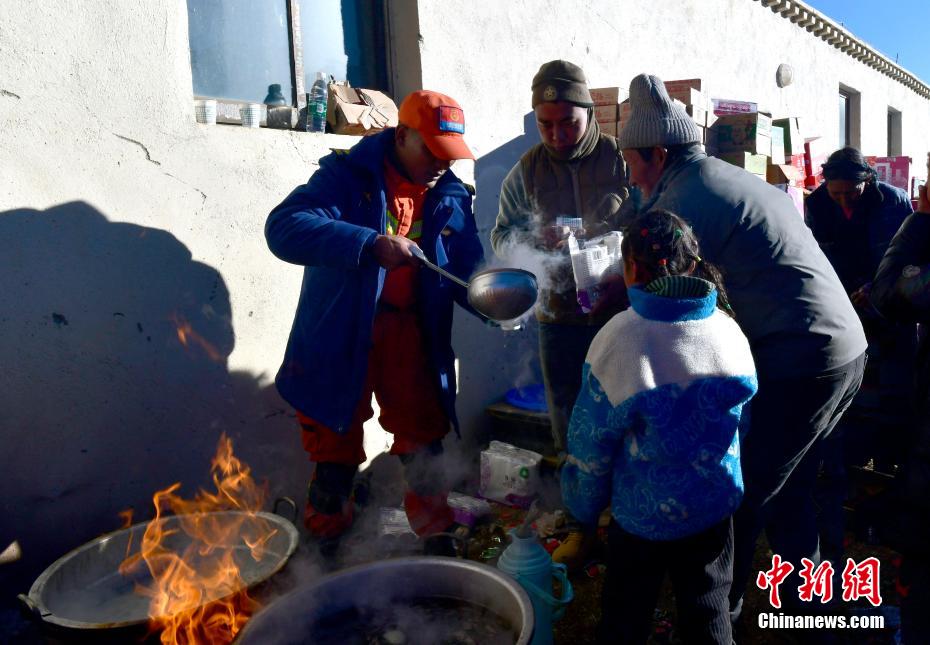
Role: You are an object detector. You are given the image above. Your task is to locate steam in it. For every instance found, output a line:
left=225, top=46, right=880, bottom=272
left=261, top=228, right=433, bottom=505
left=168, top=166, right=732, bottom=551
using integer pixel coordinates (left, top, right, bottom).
left=488, top=217, right=577, bottom=323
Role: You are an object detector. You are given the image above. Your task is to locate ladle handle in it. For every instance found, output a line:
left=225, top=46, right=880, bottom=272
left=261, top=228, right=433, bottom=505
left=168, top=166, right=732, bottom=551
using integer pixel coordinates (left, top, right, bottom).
left=409, top=246, right=470, bottom=289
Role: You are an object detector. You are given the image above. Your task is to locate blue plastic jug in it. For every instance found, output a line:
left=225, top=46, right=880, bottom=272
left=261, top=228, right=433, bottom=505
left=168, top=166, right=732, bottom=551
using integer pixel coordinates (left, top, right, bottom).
left=497, top=528, right=573, bottom=645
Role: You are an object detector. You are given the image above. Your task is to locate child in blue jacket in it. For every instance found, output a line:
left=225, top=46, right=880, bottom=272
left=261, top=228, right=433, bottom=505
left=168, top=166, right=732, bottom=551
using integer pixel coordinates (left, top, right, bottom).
left=562, top=209, right=757, bottom=644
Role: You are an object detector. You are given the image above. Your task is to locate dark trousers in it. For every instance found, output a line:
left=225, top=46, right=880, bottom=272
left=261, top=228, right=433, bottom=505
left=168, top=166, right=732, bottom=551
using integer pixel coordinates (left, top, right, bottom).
left=599, top=518, right=734, bottom=645
left=538, top=322, right=601, bottom=454
left=729, top=353, right=866, bottom=620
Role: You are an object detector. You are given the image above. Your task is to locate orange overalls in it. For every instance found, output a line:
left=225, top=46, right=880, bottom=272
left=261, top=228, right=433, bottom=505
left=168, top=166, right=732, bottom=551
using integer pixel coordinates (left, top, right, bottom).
left=298, top=158, right=454, bottom=540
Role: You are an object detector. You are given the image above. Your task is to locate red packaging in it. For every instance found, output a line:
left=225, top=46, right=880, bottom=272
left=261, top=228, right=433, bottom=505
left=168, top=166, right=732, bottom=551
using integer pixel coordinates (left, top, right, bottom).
left=804, top=137, right=829, bottom=189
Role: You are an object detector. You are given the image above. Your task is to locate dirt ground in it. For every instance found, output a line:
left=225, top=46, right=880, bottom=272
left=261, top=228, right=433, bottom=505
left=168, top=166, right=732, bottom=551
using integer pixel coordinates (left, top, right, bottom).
left=3, top=453, right=904, bottom=645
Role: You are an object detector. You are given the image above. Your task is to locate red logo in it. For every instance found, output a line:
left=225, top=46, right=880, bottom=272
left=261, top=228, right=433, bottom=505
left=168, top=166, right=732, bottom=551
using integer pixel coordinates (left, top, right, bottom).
left=756, top=554, right=794, bottom=609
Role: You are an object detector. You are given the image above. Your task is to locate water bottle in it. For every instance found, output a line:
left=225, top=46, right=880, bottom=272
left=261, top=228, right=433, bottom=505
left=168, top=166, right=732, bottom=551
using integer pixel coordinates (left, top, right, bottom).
left=306, top=71, right=327, bottom=133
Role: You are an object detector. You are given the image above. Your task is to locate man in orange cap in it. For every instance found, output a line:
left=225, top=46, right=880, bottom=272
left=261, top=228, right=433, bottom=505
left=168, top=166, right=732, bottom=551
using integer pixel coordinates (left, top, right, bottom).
left=266, top=90, right=484, bottom=557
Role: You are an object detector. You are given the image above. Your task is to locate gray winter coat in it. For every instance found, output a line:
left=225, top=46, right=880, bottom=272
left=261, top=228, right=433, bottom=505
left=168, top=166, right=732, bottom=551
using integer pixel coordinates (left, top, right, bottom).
left=646, top=148, right=867, bottom=378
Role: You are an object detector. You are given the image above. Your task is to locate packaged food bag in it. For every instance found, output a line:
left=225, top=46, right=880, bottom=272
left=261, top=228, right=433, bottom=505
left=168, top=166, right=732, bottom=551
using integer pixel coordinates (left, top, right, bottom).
left=479, top=441, right=542, bottom=508
left=568, top=231, right=623, bottom=313
left=447, top=492, right=493, bottom=527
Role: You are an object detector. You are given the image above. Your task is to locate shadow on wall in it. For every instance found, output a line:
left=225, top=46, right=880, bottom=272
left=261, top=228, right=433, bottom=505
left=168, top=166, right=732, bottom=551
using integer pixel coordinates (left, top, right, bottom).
left=452, top=112, right=544, bottom=449
left=0, top=203, right=309, bottom=602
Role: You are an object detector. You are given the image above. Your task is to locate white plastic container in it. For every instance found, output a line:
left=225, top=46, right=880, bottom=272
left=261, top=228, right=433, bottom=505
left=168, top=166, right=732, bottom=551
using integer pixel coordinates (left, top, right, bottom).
left=240, top=103, right=261, bottom=128
left=194, top=99, right=217, bottom=125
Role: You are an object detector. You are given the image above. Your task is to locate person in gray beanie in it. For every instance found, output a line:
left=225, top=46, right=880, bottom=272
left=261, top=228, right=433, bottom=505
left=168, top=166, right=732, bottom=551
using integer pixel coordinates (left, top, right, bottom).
left=490, top=60, right=631, bottom=571
left=612, top=73, right=867, bottom=635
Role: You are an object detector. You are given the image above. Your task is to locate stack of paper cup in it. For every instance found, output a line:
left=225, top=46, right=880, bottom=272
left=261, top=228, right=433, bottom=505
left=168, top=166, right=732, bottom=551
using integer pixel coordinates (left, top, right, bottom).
left=240, top=103, right=261, bottom=128
left=194, top=99, right=217, bottom=125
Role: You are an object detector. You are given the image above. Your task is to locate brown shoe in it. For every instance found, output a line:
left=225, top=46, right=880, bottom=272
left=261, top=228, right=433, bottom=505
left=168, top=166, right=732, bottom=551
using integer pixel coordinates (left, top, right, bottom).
left=552, top=528, right=599, bottom=573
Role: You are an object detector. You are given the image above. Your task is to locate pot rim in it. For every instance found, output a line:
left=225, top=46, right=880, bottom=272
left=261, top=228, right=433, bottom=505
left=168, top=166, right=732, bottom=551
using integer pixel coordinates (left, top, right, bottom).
left=235, top=556, right=535, bottom=645
left=24, top=510, right=298, bottom=631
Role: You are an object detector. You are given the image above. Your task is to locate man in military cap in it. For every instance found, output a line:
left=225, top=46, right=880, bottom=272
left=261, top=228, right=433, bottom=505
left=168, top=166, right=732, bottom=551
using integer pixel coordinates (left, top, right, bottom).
left=490, top=60, right=631, bottom=569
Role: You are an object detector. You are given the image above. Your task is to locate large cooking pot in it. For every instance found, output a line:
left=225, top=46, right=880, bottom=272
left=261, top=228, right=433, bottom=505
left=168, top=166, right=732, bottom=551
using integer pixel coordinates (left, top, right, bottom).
left=235, top=556, right=535, bottom=645
left=18, top=509, right=298, bottom=637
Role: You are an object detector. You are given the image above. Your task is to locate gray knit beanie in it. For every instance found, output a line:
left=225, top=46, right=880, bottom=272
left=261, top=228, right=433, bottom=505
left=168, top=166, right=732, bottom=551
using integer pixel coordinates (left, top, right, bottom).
left=531, top=60, right=594, bottom=109
left=617, top=74, right=701, bottom=149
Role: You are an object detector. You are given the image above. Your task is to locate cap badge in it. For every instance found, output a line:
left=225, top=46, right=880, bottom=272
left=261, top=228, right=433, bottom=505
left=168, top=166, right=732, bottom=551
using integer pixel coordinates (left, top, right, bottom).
left=543, top=85, right=557, bottom=101
left=438, top=105, right=465, bottom=134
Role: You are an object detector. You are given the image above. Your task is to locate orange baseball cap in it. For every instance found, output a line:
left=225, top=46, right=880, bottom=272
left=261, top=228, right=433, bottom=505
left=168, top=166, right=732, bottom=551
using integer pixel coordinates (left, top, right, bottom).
left=398, top=90, right=475, bottom=161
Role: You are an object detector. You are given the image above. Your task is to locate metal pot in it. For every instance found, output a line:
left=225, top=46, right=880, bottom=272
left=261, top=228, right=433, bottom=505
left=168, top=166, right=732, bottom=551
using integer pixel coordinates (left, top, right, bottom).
left=234, top=556, right=535, bottom=645
left=18, top=509, right=298, bottom=636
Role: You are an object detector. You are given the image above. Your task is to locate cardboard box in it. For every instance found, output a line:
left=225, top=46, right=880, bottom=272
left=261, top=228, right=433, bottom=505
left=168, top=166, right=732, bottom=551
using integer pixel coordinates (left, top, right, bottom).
left=718, top=151, right=768, bottom=177
left=767, top=163, right=806, bottom=189
left=600, top=121, right=618, bottom=137
left=590, top=86, right=628, bottom=105
left=666, top=86, right=706, bottom=108
left=713, top=98, right=758, bottom=116
left=772, top=117, right=804, bottom=156
left=712, top=113, right=773, bottom=154
left=866, top=155, right=912, bottom=192
left=687, top=103, right=711, bottom=128
left=594, top=104, right=618, bottom=124
left=770, top=126, right=786, bottom=165
left=663, top=78, right=703, bottom=93
left=804, top=137, right=830, bottom=189
left=327, top=83, right=398, bottom=135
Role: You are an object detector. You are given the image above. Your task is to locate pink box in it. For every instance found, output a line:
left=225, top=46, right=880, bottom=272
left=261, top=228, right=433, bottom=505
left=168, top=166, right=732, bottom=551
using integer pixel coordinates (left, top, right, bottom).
left=866, top=155, right=911, bottom=192
left=713, top=98, right=757, bottom=116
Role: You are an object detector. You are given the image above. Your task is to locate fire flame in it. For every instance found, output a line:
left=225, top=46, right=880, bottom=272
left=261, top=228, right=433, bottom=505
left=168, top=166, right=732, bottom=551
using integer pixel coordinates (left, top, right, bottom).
left=119, top=434, right=276, bottom=644
left=170, top=312, right=224, bottom=362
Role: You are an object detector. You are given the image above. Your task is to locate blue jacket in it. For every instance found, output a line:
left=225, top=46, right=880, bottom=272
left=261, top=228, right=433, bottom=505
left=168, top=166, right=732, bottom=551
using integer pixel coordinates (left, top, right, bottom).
left=561, top=277, right=757, bottom=540
left=265, top=129, right=484, bottom=434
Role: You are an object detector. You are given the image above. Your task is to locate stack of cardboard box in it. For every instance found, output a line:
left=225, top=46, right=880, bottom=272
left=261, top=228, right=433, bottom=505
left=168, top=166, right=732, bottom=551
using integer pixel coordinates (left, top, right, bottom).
left=601, top=79, right=713, bottom=143
left=769, top=117, right=805, bottom=189
left=662, top=79, right=715, bottom=146
left=710, top=112, right=772, bottom=180
left=590, top=86, right=628, bottom=137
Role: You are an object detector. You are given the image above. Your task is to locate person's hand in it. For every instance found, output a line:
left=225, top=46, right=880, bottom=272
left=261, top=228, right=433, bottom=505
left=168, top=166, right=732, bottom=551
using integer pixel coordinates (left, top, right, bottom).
left=850, top=283, right=871, bottom=309
left=371, top=235, right=420, bottom=270
left=589, top=274, right=629, bottom=316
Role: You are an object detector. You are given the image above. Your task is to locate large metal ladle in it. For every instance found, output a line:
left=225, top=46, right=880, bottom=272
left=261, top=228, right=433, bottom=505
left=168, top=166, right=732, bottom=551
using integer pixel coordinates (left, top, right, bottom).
left=409, top=246, right=539, bottom=323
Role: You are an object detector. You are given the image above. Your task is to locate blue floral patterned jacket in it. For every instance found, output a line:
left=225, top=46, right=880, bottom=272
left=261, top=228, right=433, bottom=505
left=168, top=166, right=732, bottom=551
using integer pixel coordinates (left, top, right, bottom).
left=561, top=276, right=757, bottom=540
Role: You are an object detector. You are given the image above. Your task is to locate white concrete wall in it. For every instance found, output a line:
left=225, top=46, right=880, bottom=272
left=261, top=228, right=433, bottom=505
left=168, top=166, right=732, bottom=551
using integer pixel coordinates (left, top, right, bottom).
left=0, top=1, right=344, bottom=592
left=415, top=0, right=930, bottom=436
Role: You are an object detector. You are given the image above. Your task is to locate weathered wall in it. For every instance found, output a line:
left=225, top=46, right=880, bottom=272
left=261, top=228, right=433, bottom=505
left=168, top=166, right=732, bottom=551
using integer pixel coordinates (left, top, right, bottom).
left=0, top=1, right=352, bottom=594
left=418, top=0, right=930, bottom=437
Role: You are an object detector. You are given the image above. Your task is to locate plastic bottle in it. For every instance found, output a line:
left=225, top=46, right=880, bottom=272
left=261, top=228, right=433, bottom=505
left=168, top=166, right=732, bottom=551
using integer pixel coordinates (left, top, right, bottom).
left=306, top=71, right=327, bottom=133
